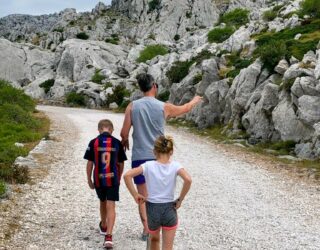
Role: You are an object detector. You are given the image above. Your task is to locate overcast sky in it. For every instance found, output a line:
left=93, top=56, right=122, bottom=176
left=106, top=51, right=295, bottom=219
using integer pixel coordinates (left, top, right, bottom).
left=0, top=0, right=112, bottom=18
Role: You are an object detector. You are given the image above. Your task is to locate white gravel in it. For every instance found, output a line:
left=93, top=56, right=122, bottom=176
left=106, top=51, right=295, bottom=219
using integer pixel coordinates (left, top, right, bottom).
left=2, top=105, right=320, bottom=250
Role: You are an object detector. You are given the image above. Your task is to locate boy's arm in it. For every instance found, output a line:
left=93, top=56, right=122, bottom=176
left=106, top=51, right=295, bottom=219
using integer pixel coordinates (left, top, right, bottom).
left=164, top=95, right=202, bottom=119
left=124, top=167, right=146, bottom=204
left=118, top=162, right=124, bottom=182
left=86, top=161, right=94, bottom=189
left=175, top=168, right=192, bottom=209
left=120, top=102, right=132, bottom=151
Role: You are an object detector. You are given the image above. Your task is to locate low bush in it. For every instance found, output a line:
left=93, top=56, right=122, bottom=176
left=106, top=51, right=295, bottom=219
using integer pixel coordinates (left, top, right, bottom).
left=91, top=69, right=106, bottom=84
left=299, top=0, right=320, bottom=18
left=0, top=180, right=5, bottom=196
left=76, top=32, right=89, bottom=40
left=193, top=74, right=203, bottom=85
left=255, top=40, right=287, bottom=72
left=105, top=34, right=119, bottom=45
left=208, top=26, right=234, bottom=43
left=66, top=92, right=86, bottom=106
left=263, top=9, right=278, bottom=21
left=219, top=8, right=249, bottom=27
left=39, top=79, right=55, bottom=94
left=174, top=34, right=180, bottom=41
left=148, top=0, right=161, bottom=12
left=106, top=85, right=130, bottom=106
left=157, top=90, right=170, bottom=102
left=166, top=60, right=194, bottom=83
left=225, top=53, right=253, bottom=78
left=137, top=44, right=168, bottom=63
left=0, top=80, right=48, bottom=184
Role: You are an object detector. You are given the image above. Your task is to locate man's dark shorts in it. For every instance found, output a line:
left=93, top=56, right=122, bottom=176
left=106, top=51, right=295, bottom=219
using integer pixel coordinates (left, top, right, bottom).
left=146, top=201, right=178, bottom=234
left=95, top=186, right=119, bottom=201
left=132, top=159, right=154, bottom=184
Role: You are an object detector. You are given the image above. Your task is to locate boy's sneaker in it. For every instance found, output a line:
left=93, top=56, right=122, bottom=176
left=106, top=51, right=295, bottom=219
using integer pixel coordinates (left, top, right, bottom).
left=99, top=221, right=107, bottom=235
left=104, top=234, right=113, bottom=249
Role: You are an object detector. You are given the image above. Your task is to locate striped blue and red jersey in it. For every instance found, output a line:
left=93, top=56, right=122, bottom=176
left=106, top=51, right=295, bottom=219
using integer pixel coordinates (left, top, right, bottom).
left=84, top=132, right=127, bottom=188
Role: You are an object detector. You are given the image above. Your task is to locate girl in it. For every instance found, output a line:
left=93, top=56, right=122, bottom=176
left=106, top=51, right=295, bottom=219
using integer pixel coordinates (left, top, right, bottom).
left=124, top=135, right=192, bottom=250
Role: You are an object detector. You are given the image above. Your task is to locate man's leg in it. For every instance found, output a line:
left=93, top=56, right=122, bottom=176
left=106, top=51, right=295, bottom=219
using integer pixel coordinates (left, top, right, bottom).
left=137, top=183, right=149, bottom=235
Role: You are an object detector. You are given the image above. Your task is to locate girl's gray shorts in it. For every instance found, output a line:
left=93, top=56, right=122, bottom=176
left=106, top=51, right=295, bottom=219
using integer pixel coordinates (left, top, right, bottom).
left=146, top=201, right=178, bottom=233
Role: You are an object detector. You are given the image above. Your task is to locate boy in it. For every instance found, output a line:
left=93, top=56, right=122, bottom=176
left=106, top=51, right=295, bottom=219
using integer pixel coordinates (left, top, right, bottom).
left=84, top=119, right=127, bottom=249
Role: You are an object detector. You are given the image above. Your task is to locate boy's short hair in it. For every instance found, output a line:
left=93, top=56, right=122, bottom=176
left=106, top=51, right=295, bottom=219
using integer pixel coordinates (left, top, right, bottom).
left=136, top=73, right=154, bottom=92
left=98, top=119, right=114, bottom=131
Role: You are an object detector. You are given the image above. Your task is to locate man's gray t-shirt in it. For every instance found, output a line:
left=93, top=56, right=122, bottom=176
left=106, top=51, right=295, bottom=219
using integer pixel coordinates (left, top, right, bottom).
left=131, top=96, right=165, bottom=161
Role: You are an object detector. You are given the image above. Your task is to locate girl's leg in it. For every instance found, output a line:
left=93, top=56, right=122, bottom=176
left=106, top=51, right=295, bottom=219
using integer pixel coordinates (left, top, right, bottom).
left=162, top=229, right=176, bottom=250
left=106, top=201, right=116, bottom=234
left=149, top=231, right=160, bottom=250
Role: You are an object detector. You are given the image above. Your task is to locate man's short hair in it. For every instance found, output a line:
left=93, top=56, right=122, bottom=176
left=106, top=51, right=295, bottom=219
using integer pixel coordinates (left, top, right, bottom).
left=98, top=119, right=114, bottom=131
left=136, top=73, right=154, bottom=92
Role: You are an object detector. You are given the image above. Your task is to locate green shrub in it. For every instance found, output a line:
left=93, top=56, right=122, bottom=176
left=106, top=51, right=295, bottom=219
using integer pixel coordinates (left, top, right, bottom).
left=106, top=85, right=130, bottom=106
left=69, top=20, right=75, bottom=26
left=219, top=8, right=250, bottom=27
left=105, top=34, right=120, bottom=45
left=286, top=39, right=318, bottom=60
left=53, top=27, right=64, bottom=33
left=0, top=80, right=48, bottom=184
left=39, top=79, right=55, bottom=94
left=255, top=40, right=288, bottom=72
left=192, top=50, right=214, bottom=64
left=225, top=54, right=253, bottom=78
left=208, top=26, right=234, bottom=43
left=193, top=74, right=203, bottom=85
left=76, top=32, right=89, bottom=40
left=299, top=0, right=320, bottom=18
left=174, top=34, right=180, bottom=41
left=137, top=45, right=168, bottom=63
left=263, top=9, right=277, bottom=21
left=66, top=92, right=86, bottom=106
left=0, top=180, right=6, bottom=196
left=148, top=0, right=161, bottom=12
left=91, top=69, right=106, bottom=84
left=0, top=80, right=35, bottom=112
left=157, top=90, right=170, bottom=102
left=166, top=60, right=194, bottom=83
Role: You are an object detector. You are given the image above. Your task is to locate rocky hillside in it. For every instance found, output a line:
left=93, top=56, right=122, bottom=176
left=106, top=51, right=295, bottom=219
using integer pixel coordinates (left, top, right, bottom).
left=1, top=0, right=320, bottom=160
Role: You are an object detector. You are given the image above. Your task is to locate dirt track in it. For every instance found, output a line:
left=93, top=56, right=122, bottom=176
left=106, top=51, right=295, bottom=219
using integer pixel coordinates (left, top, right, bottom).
left=1, top=105, right=320, bottom=250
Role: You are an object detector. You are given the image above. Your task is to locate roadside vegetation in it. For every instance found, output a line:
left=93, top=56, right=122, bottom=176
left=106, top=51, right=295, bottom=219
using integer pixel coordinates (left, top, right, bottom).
left=0, top=80, right=50, bottom=196
left=168, top=118, right=320, bottom=179
left=137, top=45, right=169, bottom=63
left=208, top=8, right=249, bottom=44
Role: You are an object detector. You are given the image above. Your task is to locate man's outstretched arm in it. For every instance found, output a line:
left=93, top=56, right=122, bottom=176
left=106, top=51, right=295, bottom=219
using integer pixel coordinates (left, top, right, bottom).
left=120, top=102, right=132, bottom=151
left=164, top=95, right=202, bottom=119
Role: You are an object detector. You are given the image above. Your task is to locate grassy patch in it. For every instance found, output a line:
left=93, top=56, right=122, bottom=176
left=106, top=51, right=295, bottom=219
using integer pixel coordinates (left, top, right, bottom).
left=0, top=80, right=49, bottom=184
left=137, top=45, right=168, bottom=63
left=157, top=90, right=170, bottom=102
left=0, top=180, right=5, bottom=196
left=106, top=85, right=130, bottom=107
left=66, top=92, right=86, bottom=107
left=219, top=8, right=249, bottom=27
left=105, top=34, right=120, bottom=45
left=254, top=19, right=320, bottom=64
left=91, top=69, right=106, bottom=84
left=166, top=50, right=213, bottom=84
left=299, top=0, right=320, bottom=18
left=148, top=0, right=161, bottom=12
left=39, top=79, right=54, bottom=94
left=208, top=26, right=234, bottom=43
left=225, top=53, right=253, bottom=78
left=76, top=32, right=89, bottom=40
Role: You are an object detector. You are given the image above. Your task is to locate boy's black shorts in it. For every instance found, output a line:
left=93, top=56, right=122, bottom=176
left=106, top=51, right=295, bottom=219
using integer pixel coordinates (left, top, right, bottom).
left=95, top=186, right=119, bottom=201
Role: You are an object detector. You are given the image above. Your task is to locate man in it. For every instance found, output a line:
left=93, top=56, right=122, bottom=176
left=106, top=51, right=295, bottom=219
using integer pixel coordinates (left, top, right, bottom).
left=120, top=73, right=202, bottom=240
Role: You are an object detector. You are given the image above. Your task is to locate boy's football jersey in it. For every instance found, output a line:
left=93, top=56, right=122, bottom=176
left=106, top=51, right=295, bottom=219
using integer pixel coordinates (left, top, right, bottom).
left=84, top=132, right=127, bottom=187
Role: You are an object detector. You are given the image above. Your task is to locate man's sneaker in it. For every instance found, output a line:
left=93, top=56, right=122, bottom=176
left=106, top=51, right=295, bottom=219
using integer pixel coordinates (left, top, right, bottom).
left=99, top=221, right=107, bottom=235
left=104, top=234, right=113, bottom=249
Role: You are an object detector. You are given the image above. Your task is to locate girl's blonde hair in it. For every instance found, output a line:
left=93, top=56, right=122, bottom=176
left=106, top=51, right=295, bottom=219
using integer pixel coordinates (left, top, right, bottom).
left=154, top=135, right=174, bottom=154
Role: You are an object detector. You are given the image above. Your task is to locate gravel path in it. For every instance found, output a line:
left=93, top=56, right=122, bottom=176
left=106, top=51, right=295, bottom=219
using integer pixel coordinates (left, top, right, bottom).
left=2, top=105, right=320, bottom=250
